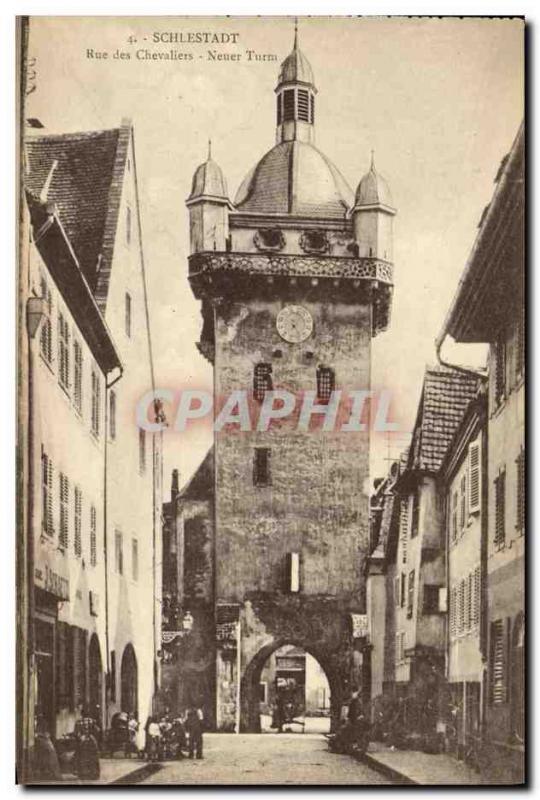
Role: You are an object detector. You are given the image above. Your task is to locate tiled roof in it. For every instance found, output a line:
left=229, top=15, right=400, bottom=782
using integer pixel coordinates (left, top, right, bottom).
left=180, top=447, right=214, bottom=501
left=408, top=366, right=479, bottom=474
left=234, top=140, right=353, bottom=218
left=25, top=122, right=130, bottom=311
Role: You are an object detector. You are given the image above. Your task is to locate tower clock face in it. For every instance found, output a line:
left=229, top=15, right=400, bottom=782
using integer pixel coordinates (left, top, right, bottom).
left=276, top=305, right=314, bottom=344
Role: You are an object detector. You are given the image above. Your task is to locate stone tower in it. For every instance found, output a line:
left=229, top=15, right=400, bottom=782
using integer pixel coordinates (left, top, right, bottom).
left=187, top=27, right=396, bottom=732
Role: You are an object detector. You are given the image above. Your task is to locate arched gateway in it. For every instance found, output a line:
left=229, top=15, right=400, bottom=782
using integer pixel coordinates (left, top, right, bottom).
left=241, top=639, right=337, bottom=733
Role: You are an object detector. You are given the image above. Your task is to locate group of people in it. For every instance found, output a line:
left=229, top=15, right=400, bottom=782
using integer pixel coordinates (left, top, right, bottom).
left=145, top=706, right=204, bottom=761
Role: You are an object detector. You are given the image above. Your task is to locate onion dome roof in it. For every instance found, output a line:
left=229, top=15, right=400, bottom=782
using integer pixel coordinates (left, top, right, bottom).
left=188, top=146, right=228, bottom=201
left=355, top=159, right=394, bottom=208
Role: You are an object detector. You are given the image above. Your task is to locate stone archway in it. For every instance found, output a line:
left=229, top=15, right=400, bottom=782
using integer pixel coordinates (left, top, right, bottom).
left=240, top=638, right=342, bottom=733
left=120, top=643, right=138, bottom=716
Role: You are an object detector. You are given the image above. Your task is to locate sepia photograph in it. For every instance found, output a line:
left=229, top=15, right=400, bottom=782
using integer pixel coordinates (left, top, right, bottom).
left=15, top=14, right=525, bottom=786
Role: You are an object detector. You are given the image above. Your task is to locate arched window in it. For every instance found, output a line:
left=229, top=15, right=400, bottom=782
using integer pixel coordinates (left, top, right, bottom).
left=121, top=643, right=138, bottom=716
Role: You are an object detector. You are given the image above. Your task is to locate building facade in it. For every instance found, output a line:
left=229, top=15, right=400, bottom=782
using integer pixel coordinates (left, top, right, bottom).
left=184, top=29, right=395, bottom=731
left=368, top=366, right=479, bottom=744
left=439, top=388, right=487, bottom=758
left=22, top=119, right=162, bottom=755
left=23, top=189, right=121, bottom=744
left=438, top=122, right=525, bottom=782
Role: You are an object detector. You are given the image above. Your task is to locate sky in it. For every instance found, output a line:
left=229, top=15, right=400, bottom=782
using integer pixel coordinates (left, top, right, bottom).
left=26, top=15, right=524, bottom=492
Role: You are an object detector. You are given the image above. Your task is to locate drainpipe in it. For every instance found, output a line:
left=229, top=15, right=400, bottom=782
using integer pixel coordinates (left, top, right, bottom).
left=103, top=365, right=123, bottom=728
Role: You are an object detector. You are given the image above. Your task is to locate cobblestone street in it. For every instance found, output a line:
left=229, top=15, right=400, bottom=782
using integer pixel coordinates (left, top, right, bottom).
left=138, top=733, right=392, bottom=785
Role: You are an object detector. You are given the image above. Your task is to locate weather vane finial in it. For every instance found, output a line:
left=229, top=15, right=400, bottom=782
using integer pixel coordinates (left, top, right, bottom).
left=294, top=16, right=299, bottom=49
left=370, top=149, right=375, bottom=170
left=208, top=139, right=212, bottom=160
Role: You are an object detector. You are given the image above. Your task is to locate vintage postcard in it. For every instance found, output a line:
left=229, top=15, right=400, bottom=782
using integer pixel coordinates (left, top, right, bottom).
left=16, top=15, right=525, bottom=785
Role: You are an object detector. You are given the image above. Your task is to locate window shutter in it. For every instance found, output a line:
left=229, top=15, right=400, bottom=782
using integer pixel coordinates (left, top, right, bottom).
left=59, top=473, right=69, bottom=550
left=468, top=440, right=481, bottom=514
left=400, top=498, right=409, bottom=564
left=74, top=486, right=82, bottom=557
left=490, top=619, right=506, bottom=704
left=472, top=566, right=481, bottom=627
left=90, top=505, right=97, bottom=567
left=285, top=552, right=300, bottom=593
left=494, top=468, right=506, bottom=548
left=394, top=576, right=400, bottom=607
left=516, top=449, right=525, bottom=532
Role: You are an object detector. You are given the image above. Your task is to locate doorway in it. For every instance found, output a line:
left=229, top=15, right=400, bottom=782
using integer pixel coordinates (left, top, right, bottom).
left=120, top=643, right=138, bottom=716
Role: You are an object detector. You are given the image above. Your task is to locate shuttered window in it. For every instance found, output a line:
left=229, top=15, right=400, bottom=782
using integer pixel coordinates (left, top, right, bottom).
left=59, top=472, right=69, bottom=550
left=400, top=573, right=406, bottom=607
left=297, top=89, right=310, bottom=121
left=115, top=530, right=123, bottom=575
left=466, top=573, right=473, bottom=630
left=316, top=366, right=335, bottom=404
left=494, top=335, right=506, bottom=406
left=283, top=89, right=295, bottom=121
left=91, top=369, right=101, bottom=437
left=407, top=570, right=415, bottom=618
left=58, top=312, right=70, bottom=391
left=472, top=566, right=481, bottom=627
left=494, top=468, right=506, bottom=549
left=253, top=447, right=271, bottom=486
left=451, top=490, right=458, bottom=543
left=468, top=440, right=481, bottom=514
left=109, top=390, right=117, bottom=440
left=41, top=450, right=54, bottom=537
left=394, top=576, right=400, bottom=607
left=458, top=579, right=465, bottom=634
left=516, top=449, right=525, bottom=533
left=460, top=474, right=467, bottom=530
left=90, top=505, right=97, bottom=567
left=73, top=339, right=83, bottom=413
left=253, top=363, right=273, bottom=403
left=450, top=586, right=457, bottom=638
left=490, top=619, right=506, bottom=705
left=74, top=486, right=82, bottom=557
left=400, top=497, right=409, bottom=564
left=40, top=276, right=53, bottom=364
